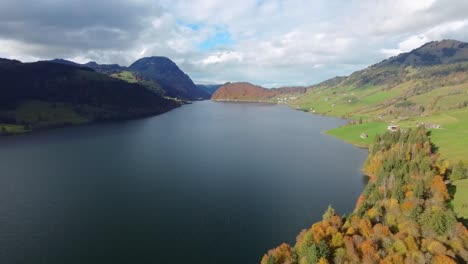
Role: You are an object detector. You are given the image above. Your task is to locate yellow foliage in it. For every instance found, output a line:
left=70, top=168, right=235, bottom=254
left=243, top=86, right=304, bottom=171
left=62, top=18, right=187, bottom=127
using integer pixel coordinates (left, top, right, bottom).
left=405, top=190, right=414, bottom=198
left=389, top=198, right=399, bottom=209
left=404, top=236, right=419, bottom=251
left=318, top=257, right=329, bottom=264
left=380, top=253, right=404, bottom=264
left=346, top=226, right=355, bottom=235
left=367, top=207, right=381, bottom=219
left=427, top=240, right=447, bottom=255
left=359, top=218, right=372, bottom=238
left=326, top=226, right=338, bottom=236
left=331, top=232, right=344, bottom=248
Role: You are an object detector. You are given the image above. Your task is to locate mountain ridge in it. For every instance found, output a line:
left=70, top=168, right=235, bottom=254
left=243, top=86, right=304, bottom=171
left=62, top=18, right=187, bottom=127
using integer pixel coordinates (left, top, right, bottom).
left=49, top=56, right=209, bottom=100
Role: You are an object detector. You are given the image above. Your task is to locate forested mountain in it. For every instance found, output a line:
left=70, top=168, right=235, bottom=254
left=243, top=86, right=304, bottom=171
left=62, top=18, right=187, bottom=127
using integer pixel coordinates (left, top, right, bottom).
left=262, top=128, right=468, bottom=264
left=50, top=56, right=209, bottom=100
left=377, top=40, right=468, bottom=67
left=211, top=82, right=307, bottom=102
left=0, top=59, right=179, bottom=134
left=129, top=57, right=209, bottom=100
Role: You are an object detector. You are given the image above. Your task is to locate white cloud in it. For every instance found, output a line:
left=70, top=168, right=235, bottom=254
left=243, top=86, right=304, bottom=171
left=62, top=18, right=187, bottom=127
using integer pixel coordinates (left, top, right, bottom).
left=0, top=0, right=468, bottom=86
left=201, top=51, right=243, bottom=65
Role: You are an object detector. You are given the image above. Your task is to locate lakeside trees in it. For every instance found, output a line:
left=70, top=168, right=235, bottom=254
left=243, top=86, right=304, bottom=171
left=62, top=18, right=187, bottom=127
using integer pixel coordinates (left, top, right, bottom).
left=261, top=128, right=468, bottom=264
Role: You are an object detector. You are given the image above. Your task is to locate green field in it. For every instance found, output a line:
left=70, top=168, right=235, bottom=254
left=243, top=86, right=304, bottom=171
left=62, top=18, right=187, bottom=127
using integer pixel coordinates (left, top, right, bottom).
left=326, top=108, right=468, bottom=163
left=0, top=124, right=28, bottom=134
left=110, top=71, right=138, bottom=83
left=326, top=122, right=388, bottom=147
left=451, top=179, right=468, bottom=224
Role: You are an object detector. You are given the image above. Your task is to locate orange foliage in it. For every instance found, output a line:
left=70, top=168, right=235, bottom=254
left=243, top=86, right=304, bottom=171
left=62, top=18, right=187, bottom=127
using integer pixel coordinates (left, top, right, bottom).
left=359, top=218, right=372, bottom=238
left=359, top=240, right=377, bottom=257
left=311, top=221, right=330, bottom=243
left=356, top=194, right=366, bottom=209
left=401, top=200, right=414, bottom=212
left=405, top=190, right=414, bottom=198
left=329, top=215, right=343, bottom=229
left=433, top=255, right=457, bottom=264
left=431, top=175, right=450, bottom=201
left=372, top=223, right=390, bottom=237
left=380, top=253, right=404, bottom=264
left=271, top=243, right=294, bottom=264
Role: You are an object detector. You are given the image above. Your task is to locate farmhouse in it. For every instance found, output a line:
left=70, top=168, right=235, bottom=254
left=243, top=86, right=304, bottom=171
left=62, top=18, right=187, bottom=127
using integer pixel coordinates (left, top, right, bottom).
left=387, top=125, right=400, bottom=132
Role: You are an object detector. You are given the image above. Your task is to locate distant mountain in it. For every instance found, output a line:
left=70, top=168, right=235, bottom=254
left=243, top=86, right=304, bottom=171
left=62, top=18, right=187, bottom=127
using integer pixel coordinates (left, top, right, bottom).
left=50, top=57, right=208, bottom=100
left=83, top=61, right=125, bottom=74
left=196, top=84, right=222, bottom=95
left=129, top=57, right=209, bottom=100
left=291, top=39, right=468, bottom=161
left=211, top=82, right=307, bottom=102
left=0, top=59, right=179, bottom=133
left=378, top=39, right=468, bottom=67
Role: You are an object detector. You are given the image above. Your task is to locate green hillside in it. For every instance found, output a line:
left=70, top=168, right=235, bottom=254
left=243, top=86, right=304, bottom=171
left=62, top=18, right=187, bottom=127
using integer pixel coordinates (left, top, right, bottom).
left=291, top=41, right=468, bottom=164
left=110, top=70, right=166, bottom=95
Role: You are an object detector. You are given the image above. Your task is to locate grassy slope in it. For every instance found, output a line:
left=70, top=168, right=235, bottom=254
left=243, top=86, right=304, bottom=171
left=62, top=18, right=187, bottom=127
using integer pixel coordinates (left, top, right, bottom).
left=110, top=71, right=138, bottom=83
left=294, top=69, right=468, bottom=162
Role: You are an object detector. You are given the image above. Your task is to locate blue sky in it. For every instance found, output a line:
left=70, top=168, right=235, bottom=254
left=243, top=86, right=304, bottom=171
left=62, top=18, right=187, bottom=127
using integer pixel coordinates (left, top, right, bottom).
left=0, top=0, right=467, bottom=87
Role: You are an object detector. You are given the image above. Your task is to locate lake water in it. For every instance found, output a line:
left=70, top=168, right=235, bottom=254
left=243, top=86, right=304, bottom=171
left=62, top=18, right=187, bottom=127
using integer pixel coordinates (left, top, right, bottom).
left=0, top=101, right=367, bottom=264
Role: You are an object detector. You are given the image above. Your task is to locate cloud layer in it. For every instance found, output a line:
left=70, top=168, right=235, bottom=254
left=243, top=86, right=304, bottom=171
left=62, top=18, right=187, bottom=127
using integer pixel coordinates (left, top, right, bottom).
left=0, top=0, right=467, bottom=86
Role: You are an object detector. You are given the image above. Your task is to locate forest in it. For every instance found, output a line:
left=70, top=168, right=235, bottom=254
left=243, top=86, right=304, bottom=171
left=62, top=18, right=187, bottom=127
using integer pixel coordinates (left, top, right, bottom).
left=261, top=128, right=468, bottom=264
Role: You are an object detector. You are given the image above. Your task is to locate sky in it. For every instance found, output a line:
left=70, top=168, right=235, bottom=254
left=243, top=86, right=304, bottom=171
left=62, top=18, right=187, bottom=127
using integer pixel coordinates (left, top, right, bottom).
left=0, top=0, right=467, bottom=87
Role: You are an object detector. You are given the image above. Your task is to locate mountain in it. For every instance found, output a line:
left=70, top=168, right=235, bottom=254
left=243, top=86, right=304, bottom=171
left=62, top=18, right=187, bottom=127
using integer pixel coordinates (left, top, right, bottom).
left=378, top=39, right=468, bottom=67
left=129, top=57, right=210, bottom=100
left=50, top=57, right=208, bottom=100
left=196, top=84, right=222, bottom=95
left=289, top=39, right=468, bottom=169
left=211, top=82, right=307, bottom=102
left=83, top=61, right=125, bottom=74
left=294, top=39, right=468, bottom=119
left=0, top=59, right=179, bottom=134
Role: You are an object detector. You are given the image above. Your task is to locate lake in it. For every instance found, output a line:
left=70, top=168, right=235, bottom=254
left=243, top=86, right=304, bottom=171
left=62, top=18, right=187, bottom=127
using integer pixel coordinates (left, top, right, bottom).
left=0, top=101, right=367, bottom=264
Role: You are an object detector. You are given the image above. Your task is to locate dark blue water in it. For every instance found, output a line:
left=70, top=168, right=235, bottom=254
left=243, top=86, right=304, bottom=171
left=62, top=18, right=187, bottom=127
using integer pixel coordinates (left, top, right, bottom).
left=0, top=101, right=367, bottom=264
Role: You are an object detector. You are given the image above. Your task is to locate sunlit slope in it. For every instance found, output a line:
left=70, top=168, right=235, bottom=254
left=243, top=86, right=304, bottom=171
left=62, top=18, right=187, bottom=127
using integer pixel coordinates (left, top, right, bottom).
left=293, top=40, right=468, bottom=163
